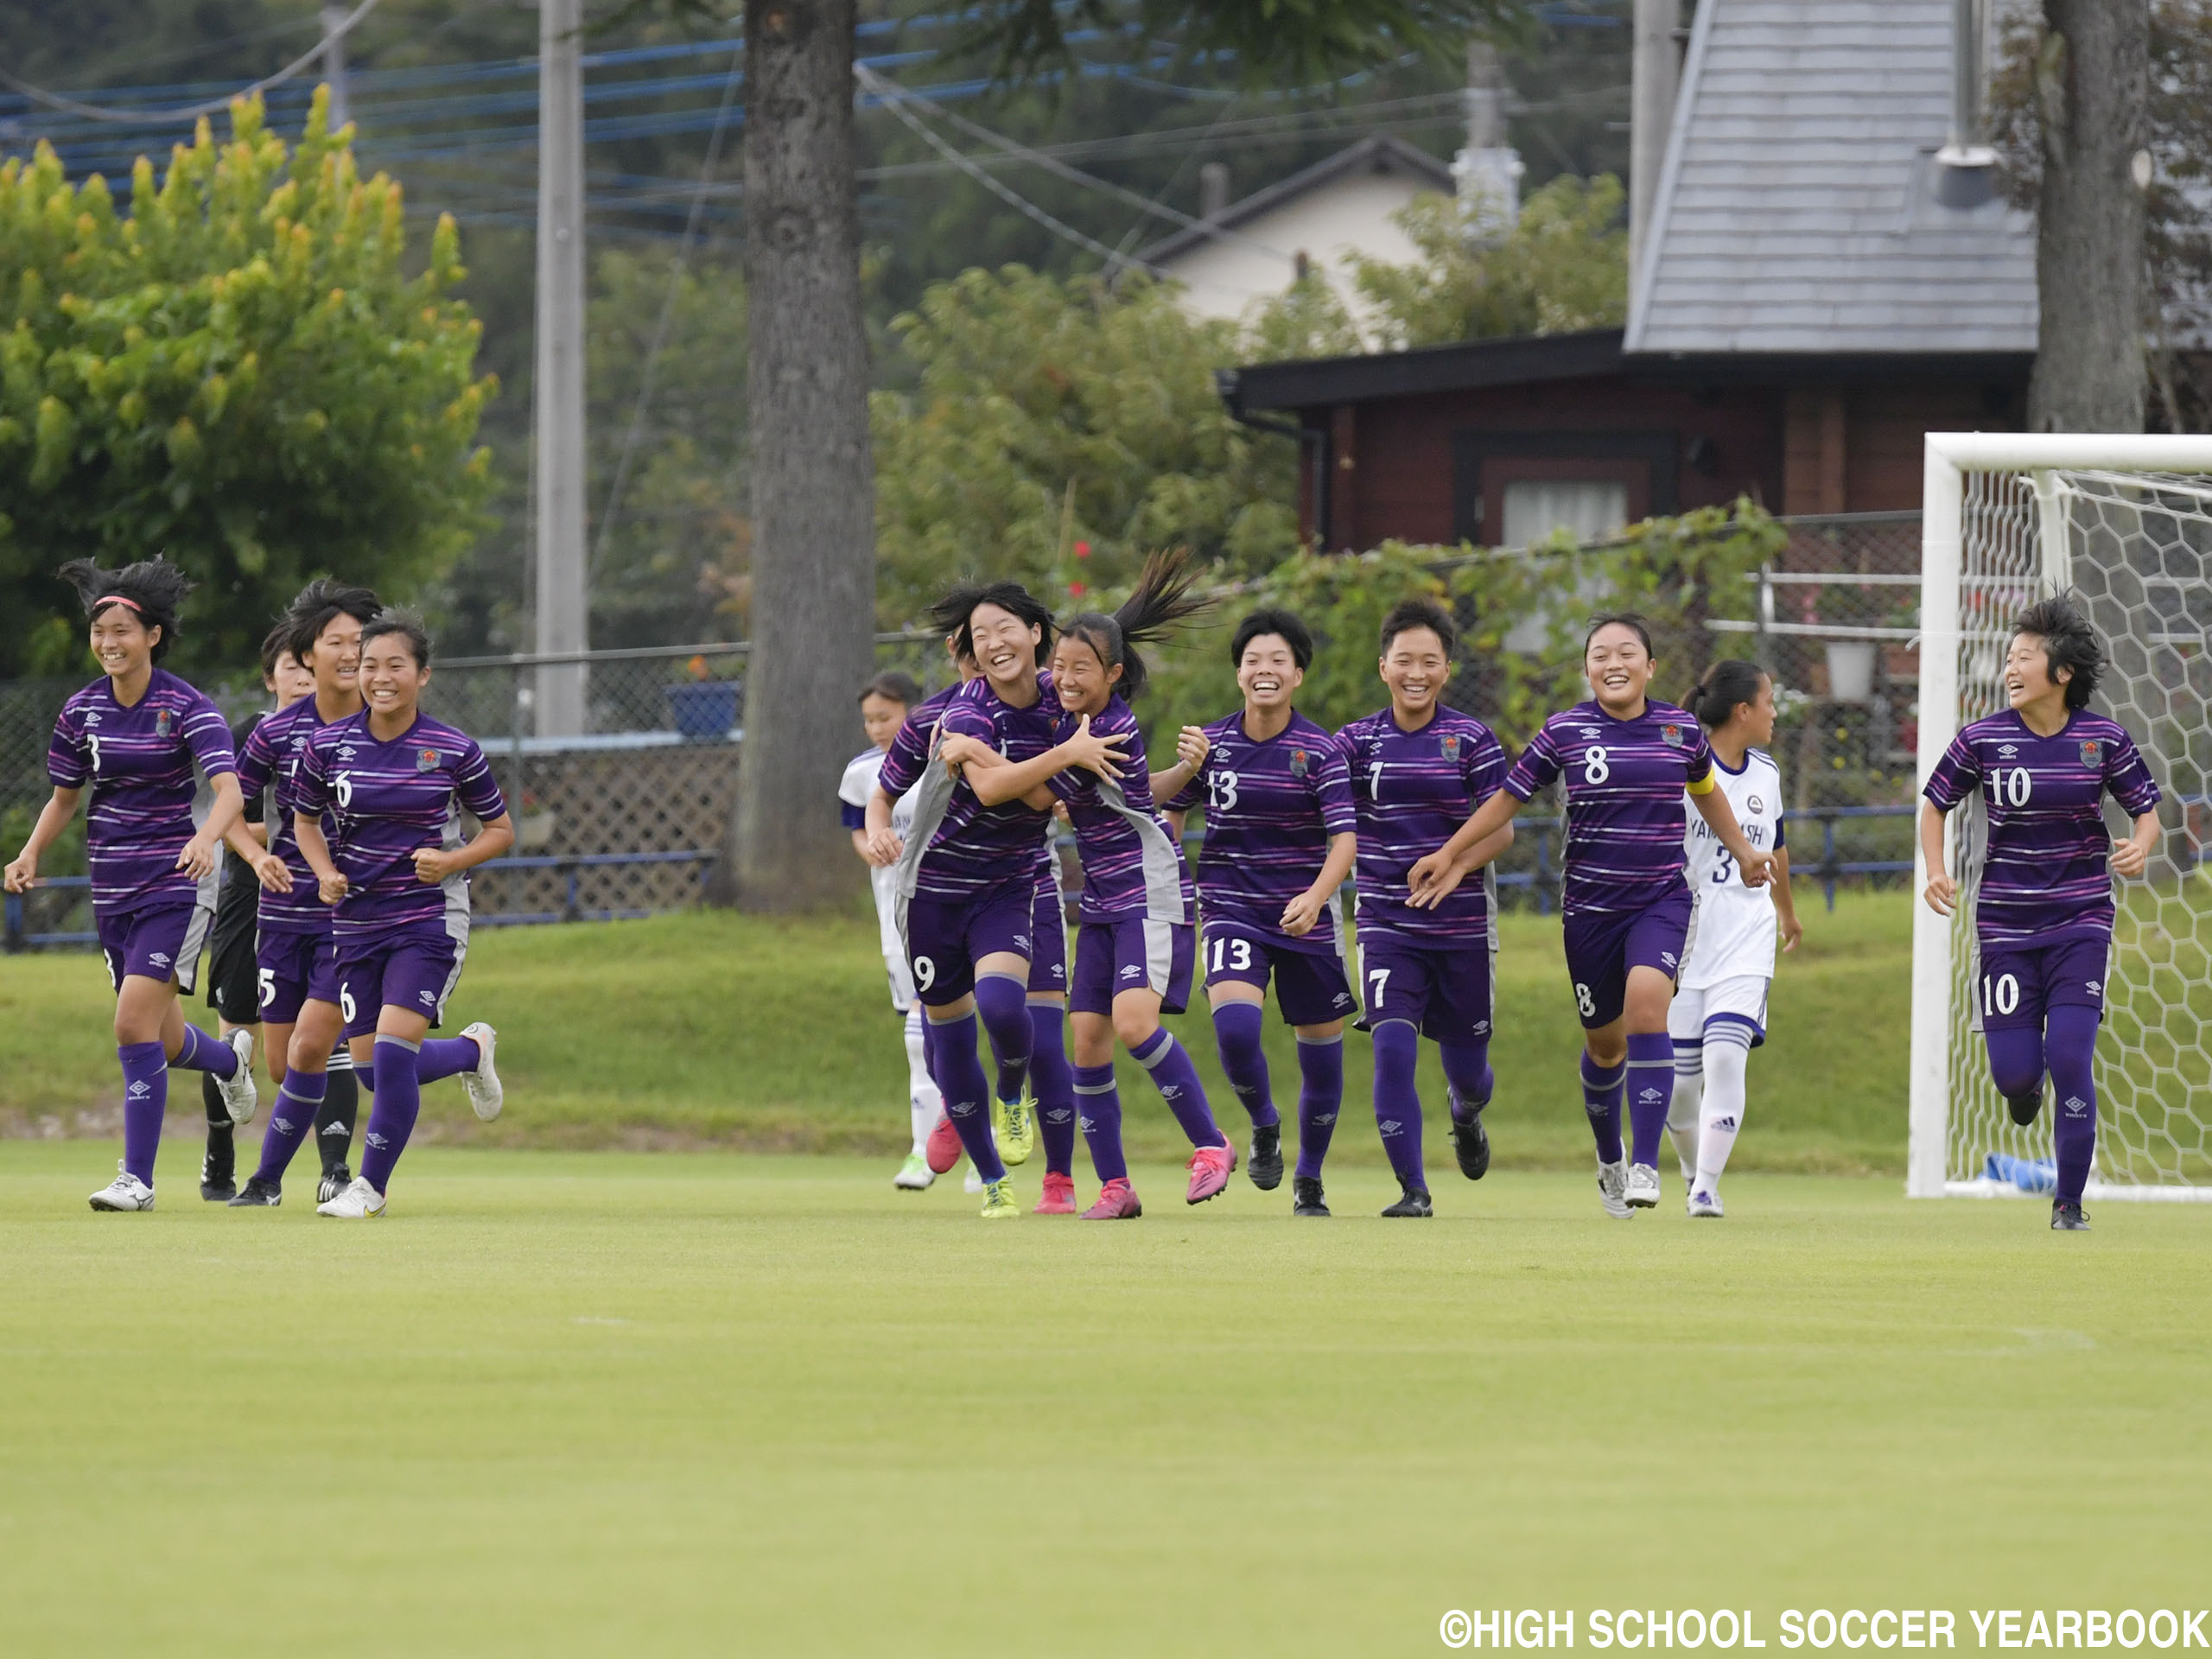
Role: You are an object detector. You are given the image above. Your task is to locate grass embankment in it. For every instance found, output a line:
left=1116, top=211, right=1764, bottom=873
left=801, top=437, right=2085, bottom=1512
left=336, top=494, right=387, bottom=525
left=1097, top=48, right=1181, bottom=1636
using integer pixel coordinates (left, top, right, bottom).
left=1, top=1144, right=2207, bottom=1656
left=0, top=889, right=1911, bottom=1171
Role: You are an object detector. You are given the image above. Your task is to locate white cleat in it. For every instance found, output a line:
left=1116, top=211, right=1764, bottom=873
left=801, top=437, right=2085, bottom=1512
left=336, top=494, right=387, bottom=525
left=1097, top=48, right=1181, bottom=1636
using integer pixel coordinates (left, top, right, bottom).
left=458, top=1022, right=502, bottom=1122
left=89, top=1164, right=155, bottom=1211
left=218, top=1028, right=260, bottom=1126
left=1625, top=1162, right=1662, bottom=1209
left=1687, top=1187, right=1725, bottom=1218
left=893, top=1153, right=934, bottom=1191
left=1596, top=1158, right=1632, bottom=1219
left=316, top=1175, right=387, bottom=1219
left=963, top=1163, right=985, bottom=1194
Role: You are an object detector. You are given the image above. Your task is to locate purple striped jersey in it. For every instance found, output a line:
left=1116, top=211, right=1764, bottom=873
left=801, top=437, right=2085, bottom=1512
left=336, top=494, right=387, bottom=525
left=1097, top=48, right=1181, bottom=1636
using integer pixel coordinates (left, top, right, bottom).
left=1166, top=710, right=1354, bottom=953
left=47, top=668, right=237, bottom=914
left=1506, top=699, right=1713, bottom=914
left=1338, top=705, right=1509, bottom=943
left=1049, top=695, right=1193, bottom=924
left=234, top=695, right=346, bottom=935
left=880, top=674, right=1059, bottom=903
left=1923, top=709, right=2160, bottom=945
left=292, top=711, right=506, bottom=943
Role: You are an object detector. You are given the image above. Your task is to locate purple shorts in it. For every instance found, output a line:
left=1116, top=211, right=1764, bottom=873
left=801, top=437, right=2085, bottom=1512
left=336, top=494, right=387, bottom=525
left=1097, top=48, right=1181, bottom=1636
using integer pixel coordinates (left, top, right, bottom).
left=904, top=880, right=1035, bottom=1007
left=1357, top=936, right=1493, bottom=1046
left=1071, top=917, right=1195, bottom=1017
left=255, top=928, right=342, bottom=1025
left=1560, top=883, right=1694, bottom=1029
left=1977, top=934, right=2109, bottom=1032
left=334, top=927, right=465, bottom=1038
left=1029, top=872, right=1068, bottom=997
left=98, top=903, right=212, bottom=995
left=1202, top=918, right=1356, bottom=1027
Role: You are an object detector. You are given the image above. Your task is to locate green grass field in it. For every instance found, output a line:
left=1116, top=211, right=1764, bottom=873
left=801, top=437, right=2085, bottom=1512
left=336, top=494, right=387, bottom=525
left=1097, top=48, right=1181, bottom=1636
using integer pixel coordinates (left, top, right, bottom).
left=0, top=889, right=1913, bottom=1171
left=2, top=1142, right=2207, bottom=1657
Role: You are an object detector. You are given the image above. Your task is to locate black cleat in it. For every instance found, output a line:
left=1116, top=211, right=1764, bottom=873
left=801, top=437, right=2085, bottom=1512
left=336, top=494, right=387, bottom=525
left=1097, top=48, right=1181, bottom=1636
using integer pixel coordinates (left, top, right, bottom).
left=200, top=1154, right=237, bottom=1204
left=2006, top=1089, right=2044, bottom=1127
left=1291, top=1175, right=1331, bottom=1217
left=317, top=1163, right=353, bottom=1206
left=2050, top=1199, right=2090, bottom=1231
left=1448, top=1111, right=1491, bottom=1181
left=1380, top=1182, right=1433, bottom=1218
left=226, top=1177, right=282, bottom=1208
left=1247, top=1123, right=1284, bottom=1191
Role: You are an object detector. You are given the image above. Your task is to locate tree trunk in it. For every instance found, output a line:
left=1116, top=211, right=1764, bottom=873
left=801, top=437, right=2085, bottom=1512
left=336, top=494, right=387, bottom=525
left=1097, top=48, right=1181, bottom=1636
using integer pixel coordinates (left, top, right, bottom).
left=716, top=0, right=876, bottom=910
left=2026, top=0, right=2150, bottom=433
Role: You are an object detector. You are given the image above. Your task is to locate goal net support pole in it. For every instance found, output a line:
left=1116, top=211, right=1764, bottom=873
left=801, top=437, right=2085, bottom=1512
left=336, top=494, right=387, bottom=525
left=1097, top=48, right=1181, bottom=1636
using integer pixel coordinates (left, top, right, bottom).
left=1910, top=433, right=2212, bottom=1199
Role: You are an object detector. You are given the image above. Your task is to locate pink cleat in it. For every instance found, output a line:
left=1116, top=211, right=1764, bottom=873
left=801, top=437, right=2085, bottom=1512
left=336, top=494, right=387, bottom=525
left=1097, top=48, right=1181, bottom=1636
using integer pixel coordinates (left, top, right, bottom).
left=1081, top=1179, right=1143, bottom=1220
left=1185, top=1138, right=1237, bottom=1205
left=925, top=1112, right=963, bottom=1176
left=1033, top=1172, right=1077, bottom=1214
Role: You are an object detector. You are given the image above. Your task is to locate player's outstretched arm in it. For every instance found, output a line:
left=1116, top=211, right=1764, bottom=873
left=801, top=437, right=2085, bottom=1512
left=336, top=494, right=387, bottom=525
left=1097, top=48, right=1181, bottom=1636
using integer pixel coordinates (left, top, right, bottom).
left=3, top=785, right=81, bottom=893
left=946, top=716, right=1129, bottom=807
left=1688, top=780, right=1771, bottom=887
left=1773, top=845, right=1803, bottom=952
left=1918, top=800, right=1956, bottom=915
left=1147, top=725, right=1210, bottom=805
left=2111, top=809, right=2161, bottom=879
left=1407, top=788, right=1521, bottom=904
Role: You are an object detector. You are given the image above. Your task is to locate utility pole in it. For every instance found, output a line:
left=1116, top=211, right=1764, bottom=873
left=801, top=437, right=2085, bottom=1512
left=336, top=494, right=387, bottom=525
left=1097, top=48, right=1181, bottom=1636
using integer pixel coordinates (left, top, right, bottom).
left=533, top=0, right=588, bottom=735
left=320, top=5, right=352, bottom=129
left=1452, top=41, right=1522, bottom=243
left=1629, top=0, right=1681, bottom=289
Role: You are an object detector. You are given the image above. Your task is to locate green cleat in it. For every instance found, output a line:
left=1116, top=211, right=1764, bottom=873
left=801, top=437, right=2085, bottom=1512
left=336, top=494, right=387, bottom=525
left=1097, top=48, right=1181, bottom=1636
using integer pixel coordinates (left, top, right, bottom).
left=995, top=1092, right=1037, bottom=1166
left=979, top=1178, right=1021, bottom=1218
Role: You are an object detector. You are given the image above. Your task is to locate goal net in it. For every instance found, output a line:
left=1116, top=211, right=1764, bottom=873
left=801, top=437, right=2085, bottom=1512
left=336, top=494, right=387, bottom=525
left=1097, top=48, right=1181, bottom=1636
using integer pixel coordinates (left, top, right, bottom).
left=1909, top=435, right=2212, bottom=1201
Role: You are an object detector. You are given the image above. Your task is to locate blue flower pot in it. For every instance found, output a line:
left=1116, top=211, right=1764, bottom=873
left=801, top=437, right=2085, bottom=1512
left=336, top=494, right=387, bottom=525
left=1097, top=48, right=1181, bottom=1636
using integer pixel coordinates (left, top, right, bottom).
left=665, top=681, right=737, bottom=739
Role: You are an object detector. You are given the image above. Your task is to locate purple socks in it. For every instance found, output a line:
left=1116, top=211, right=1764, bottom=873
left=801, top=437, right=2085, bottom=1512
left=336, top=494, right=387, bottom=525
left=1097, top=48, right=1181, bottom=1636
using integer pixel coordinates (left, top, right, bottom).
left=359, top=1035, right=423, bottom=1193
left=118, top=1040, right=167, bottom=1185
left=1029, top=1002, right=1076, bottom=1178
left=1988, top=1008, right=2101, bottom=1205
left=1440, top=1041, right=1493, bottom=1123
left=1211, top=1001, right=1278, bottom=1129
left=1294, top=1033, right=1344, bottom=1180
left=1581, top=1052, right=1625, bottom=1164
left=926, top=1012, right=1007, bottom=1183
left=1625, top=1032, right=1675, bottom=1167
left=1074, top=1061, right=1127, bottom=1183
left=416, top=1034, right=480, bottom=1084
left=1370, top=1020, right=1426, bottom=1191
left=255, top=1067, right=328, bottom=1184
left=974, top=973, right=1033, bottom=1105
left=1129, top=1028, right=1226, bottom=1149
left=169, top=1020, right=237, bottom=1078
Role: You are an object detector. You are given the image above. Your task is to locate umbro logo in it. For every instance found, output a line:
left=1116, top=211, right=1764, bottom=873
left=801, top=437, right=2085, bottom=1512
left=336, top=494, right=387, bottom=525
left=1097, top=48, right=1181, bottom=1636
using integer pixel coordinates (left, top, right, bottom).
left=127, top=1080, right=151, bottom=1099
left=2063, top=1095, right=2089, bottom=1116
left=419, top=991, right=435, bottom=1005
left=1332, top=992, right=1352, bottom=1007
left=1160, top=1084, right=1182, bottom=1101
left=1378, top=1118, right=1402, bottom=1136
left=338, top=747, right=356, bottom=760
left=2087, top=980, right=2102, bottom=995
left=83, top=712, right=102, bottom=726
left=1660, top=951, right=1678, bottom=969
left=1119, top=965, right=1142, bottom=980
left=1637, top=1087, right=1664, bottom=1104
left=1998, top=744, right=2018, bottom=759
left=365, top=1132, right=389, bottom=1149
left=1472, top=1020, right=1491, bottom=1035
left=275, top=1119, right=299, bottom=1136
left=1077, top=1114, right=1096, bottom=1132
left=1580, top=728, right=1601, bottom=739
left=1044, top=1109, right=1073, bottom=1125
left=148, top=951, right=171, bottom=967
left=1012, top=933, right=1032, bottom=952
left=1313, top=1112, right=1338, bottom=1127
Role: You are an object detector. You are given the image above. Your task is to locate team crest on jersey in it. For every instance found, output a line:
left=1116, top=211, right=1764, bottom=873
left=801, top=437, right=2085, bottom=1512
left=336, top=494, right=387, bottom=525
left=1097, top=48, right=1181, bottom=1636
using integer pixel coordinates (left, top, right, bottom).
left=1289, top=749, right=1309, bottom=779
left=1748, top=795, right=1764, bottom=816
left=155, top=709, right=172, bottom=739
left=416, top=747, right=442, bottom=772
left=2079, top=740, right=2101, bottom=768
left=1440, top=734, right=1462, bottom=763
left=1661, top=723, right=1684, bottom=747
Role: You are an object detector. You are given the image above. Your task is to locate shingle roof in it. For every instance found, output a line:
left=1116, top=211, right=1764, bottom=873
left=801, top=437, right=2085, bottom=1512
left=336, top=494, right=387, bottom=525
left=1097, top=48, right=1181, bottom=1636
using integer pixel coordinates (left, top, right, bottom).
left=1136, top=135, right=1456, bottom=270
left=1624, top=0, right=2037, bottom=356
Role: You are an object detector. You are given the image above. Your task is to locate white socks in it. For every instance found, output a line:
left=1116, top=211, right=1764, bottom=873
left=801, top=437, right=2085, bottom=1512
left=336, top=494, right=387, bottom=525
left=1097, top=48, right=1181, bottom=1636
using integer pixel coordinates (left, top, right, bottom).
left=1694, top=1028, right=1752, bottom=1193
left=1668, top=1041, right=1704, bottom=1183
left=904, top=1006, right=943, bottom=1155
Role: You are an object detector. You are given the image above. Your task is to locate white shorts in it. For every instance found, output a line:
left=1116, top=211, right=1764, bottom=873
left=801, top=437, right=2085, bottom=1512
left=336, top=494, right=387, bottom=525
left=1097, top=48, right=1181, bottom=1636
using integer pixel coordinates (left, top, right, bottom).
left=874, top=873, right=917, bottom=1012
left=1669, top=974, right=1769, bottom=1048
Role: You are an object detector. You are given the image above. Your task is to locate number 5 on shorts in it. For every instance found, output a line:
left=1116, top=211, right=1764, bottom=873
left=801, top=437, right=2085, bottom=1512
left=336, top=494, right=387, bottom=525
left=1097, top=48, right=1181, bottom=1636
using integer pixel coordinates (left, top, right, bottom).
left=1366, top=967, right=1389, bottom=1007
left=257, top=967, right=276, bottom=1010
left=913, top=956, right=936, bottom=993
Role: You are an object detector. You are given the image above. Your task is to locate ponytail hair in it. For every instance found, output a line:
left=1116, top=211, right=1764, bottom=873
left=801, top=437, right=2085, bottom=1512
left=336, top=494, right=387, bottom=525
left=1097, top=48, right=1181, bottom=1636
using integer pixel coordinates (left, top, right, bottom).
left=1058, top=549, right=1211, bottom=703
left=1684, top=658, right=1768, bottom=729
left=57, top=556, right=194, bottom=662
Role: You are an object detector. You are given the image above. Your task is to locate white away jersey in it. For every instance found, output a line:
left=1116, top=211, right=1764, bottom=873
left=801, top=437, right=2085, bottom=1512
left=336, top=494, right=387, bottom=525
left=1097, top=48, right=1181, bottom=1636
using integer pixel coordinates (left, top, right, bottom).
left=1679, top=747, right=1785, bottom=989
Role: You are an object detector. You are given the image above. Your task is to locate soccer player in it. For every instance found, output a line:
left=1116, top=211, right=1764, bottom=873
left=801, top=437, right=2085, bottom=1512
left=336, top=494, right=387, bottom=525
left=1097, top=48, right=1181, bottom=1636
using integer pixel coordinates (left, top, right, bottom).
left=942, top=551, right=1235, bottom=1220
left=227, top=581, right=385, bottom=1208
left=841, top=670, right=950, bottom=1191
left=1662, top=660, right=1802, bottom=1217
left=5, top=558, right=259, bottom=1211
left=1159, top=609, right=1357, bottom=1215
left=198, top=626, right=316, bottom=1200
left=1337, top=598, right=1516, bottom=1219
left=290, top=610, right=515, bottom=1218
left=866, top=584, right=1063, bottom=1219
left=1409, top=613, right=1772, bottom=1218
left=1920, top=596, right=2161, bottom=1232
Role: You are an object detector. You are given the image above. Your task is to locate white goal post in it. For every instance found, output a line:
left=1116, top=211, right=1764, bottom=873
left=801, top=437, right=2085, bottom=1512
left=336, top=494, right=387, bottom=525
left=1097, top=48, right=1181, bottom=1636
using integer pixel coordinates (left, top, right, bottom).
left=1910, top=433, right=2212, bottom=1200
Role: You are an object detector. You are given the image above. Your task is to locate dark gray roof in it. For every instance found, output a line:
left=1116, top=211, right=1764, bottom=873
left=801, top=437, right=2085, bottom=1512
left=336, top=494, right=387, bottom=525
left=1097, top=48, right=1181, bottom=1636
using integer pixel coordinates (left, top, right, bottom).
left=1624, top=0, right=2037, bottom=356
left=1137, top=135, right=1456, bottom=269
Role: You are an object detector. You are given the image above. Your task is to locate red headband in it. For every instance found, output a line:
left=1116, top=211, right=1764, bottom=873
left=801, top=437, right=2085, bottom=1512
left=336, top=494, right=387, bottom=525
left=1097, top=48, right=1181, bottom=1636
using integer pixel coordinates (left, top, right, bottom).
left=94, top=594, right=145, bottom=613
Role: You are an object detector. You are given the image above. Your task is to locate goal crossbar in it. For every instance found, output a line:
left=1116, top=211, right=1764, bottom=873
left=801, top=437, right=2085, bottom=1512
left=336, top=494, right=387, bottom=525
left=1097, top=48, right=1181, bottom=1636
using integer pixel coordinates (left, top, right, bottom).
left=1910, top=434, right=2212, bottom=1200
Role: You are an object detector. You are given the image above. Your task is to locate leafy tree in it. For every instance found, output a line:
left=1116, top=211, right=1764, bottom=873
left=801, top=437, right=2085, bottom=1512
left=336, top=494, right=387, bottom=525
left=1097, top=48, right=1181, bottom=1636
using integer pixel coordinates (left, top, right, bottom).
left=0, top=89, right=493, bottom=678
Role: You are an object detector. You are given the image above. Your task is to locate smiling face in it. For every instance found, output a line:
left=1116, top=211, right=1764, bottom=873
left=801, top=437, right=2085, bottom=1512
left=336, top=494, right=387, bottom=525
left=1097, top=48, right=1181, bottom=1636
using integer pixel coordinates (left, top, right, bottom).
left=969, top=603, right=1042, bottom=693
left=88, top=605, right=158, bottom=682
left=2005, top=632, right=2069, bottom=709
left=359, top=632, right=429, bottom=724
left=270, top=651, right=315, bottom=709
left=860, top=692, right=907, bottom=752
left=1050, top=632, right=1119, bottom=717
left=1237, top=633, right=1304, bottom=715
left=305, top=613, right=365, bottom=702
left=1585, top=623, right=1656, bottom=712
left=1378, top=626, right=1448, bottom=719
